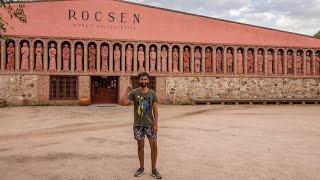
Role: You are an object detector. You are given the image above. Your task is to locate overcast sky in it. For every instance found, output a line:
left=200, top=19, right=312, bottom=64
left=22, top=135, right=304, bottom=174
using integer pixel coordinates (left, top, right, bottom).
left=126, top=0, right=320, bottom=36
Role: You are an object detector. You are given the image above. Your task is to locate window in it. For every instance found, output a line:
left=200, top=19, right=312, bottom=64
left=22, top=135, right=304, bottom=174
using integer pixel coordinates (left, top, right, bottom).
left=50, top=76, right=78, bottom=100
left=131, top=76, right=156, bottom=92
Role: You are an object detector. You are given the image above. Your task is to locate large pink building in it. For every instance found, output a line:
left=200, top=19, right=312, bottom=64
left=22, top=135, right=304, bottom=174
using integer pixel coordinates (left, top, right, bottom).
left=1, top=0, right=320, bottom=106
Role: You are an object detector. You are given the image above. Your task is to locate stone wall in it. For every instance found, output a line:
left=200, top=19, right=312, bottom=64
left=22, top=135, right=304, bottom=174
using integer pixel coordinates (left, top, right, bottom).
left=78, top=76, right=91, bottom=101
left=119, top=76, right=131, bottom=104
left=156, top=76, right=167, bottom=104
left=0, top=75, right=91, bottom=106
left=2, top=74, right=320, bottom=106
left=0, top=75, right=38, bottom=106
left=167, top=77, right=320, bottom=104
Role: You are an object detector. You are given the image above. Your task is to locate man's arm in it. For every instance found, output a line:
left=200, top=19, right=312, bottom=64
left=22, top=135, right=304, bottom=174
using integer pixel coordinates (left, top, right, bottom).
left=122, top=82, right=133, bottom=106
left=152, top=102, right=159, bottom=133
left=122, top=88, right=132, bottom=106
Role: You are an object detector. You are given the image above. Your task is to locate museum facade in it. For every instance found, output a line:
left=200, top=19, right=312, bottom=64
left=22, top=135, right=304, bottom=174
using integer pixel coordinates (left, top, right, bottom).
left=1, top=0, right=320, bottom=106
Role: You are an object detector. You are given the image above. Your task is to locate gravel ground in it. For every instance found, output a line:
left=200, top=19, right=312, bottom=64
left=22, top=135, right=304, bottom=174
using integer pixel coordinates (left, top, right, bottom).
left=0, top=105, right=320, bottom=180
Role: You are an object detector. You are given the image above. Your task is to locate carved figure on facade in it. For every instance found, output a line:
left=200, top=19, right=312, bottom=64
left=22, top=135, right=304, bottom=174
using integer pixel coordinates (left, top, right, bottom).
left=138, top=46, right=145, bottom=72
left=35, top=43, right=43, bottom=71
left=287, top=51, right=293, bottom=74
left=277, top=51, right=283, bottom=74
left=315, top=52, right=320, bottom=75
left=150, top=47, right=157, bottom=73
left=237, top=49, right=243, bottom=74
left=216, top=49, right=222, bottom=73
left=205, top=48, right=212, bottom=73
left=267, top=50, right=273, bottom=74
left=172, top=47, right=179, bottom=73
left=76, top=44, right=83, bottom=71
left=296, top=52, right=302, bottom=74
left=88, top=44, right=96, bottom=71
left=20, top=42, right=29, bottom=71
left=247, top=50, right=254, bottom=74
left=125, top=45, right=132, bottom=72
left=48, top=43, right=57, bottom=71
left=226, top=49, right=233, bottom=74
left=101, top=45, right=109, bottom=72
left=6, top=42, right=15, bottom=70
left=161, top=47, right=168, bottom=72
left=306, top=52, right=311, bottom=75
left=114, top=45, right=121, bottom=72
left=257, top=50, right=264, bottom=74
left=62, top=44, right=70, bottom=71
left=194, top=48, right=201, bottom=73
left=183, top=47, right=190, bottom=73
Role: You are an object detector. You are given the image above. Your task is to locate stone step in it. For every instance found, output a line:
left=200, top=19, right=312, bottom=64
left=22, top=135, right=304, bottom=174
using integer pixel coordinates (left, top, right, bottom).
left=194, top=99, right=320, bottom=105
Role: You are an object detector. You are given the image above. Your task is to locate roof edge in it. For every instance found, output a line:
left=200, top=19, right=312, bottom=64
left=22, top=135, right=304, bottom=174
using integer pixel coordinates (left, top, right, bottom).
left=8, top=0, right=320, bottom=41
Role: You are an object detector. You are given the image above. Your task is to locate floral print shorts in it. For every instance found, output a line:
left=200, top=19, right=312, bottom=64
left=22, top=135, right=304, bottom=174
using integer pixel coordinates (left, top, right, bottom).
left=133, top=126, right=157, bottom=140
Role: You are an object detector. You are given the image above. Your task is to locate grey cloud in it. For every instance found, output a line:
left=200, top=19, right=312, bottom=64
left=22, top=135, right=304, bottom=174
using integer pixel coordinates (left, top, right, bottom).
left=126, top=0, right=320, bottom=36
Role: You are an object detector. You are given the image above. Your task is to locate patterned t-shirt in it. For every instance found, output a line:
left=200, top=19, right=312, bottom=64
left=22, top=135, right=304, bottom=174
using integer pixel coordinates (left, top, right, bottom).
left=128, top=88, right=158, bottom=127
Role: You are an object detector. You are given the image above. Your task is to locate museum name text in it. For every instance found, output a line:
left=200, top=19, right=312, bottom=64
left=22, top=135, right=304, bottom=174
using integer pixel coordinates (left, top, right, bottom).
left=68, top=10, right=141, bottom=23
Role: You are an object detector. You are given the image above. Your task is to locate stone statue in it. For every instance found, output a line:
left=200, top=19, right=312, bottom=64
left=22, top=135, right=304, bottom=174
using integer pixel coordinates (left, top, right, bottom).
left=62, top=44, right=70, bottom=71
left=20, top=42, right=29, bottom=71
left=237, top=49, right=243, bottom=74
left=114, top=45, right=121, bottom=72
left=88, top=44, right=96, bottom=71
left=76, top=45, right=83, bottom=71
left=172, top=47, right=179, bottom=73
left=101, top=45, right=109, bottom=72
left=296, top=52, right=302, bottom=74
left=287, top=51, right=293, bottom=74
left=226, top=49, right=233, bottom=74
left=315, top=53, right=320, bottom=75
left=277, top=51, right=283, bottom=74
left=161, top=47, right=168, bottom=72
left=35, top=43, right=43, bottom=71
left=194, top=48, right=201, bottom=73
left=125, top=45, right=132, bottom=72
left=6, top=42, right=15, bottom=70
left=205, top=48, right=212, bottom=73
left=267, top=50, right=273, bottom=74
left=138, top=46, right=145, bottom=72
left=216, top=49, right=222, bottom=73
left=49, top=43, right=57, bottom=71
left=306, top=52, right=311, bottom=75
left=150, top=47, right=157, bottom=73
left=183, top=47, right=190, bottom=73
left=257, top=50, right=264, bottom=74
left=247, top=50, right=254, bottom=74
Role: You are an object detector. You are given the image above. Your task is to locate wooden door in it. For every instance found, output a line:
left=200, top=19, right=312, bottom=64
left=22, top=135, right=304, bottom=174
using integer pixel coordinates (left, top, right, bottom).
left=91, top=76, right=118, bottom=103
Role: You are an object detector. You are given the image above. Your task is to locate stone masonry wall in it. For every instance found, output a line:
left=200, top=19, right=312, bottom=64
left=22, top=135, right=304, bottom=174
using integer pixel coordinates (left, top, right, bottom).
left=119, top=76, right=131, bottom=104
left=78, top=76, right=91, bottom=101
left=156, top=76, right=167, bottom=104
left=0, top=75, right=91, bottom=106
left=0, top=75, right=38, bottom=106
left=167, top=77, right=320, bottom=104
left=2, top=75, right=320, bottom=106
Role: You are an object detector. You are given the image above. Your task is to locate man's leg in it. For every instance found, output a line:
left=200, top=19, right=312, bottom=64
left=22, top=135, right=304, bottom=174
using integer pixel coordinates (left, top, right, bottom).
left=148, top=138, right=157, bottom=170
left=148, top=138, right=162, bottom=179
left=137, top=139, right=145, bottom=168
left=133, top=126, right=146, bottom=177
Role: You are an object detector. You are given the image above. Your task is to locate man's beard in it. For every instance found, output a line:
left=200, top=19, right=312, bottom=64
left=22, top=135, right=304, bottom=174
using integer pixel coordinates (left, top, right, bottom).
left=140, top=82, right=148, bottom=88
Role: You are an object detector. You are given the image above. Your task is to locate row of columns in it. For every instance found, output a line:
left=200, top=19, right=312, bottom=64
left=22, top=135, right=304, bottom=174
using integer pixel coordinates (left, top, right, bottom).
left=1, top=39, right=319, bottom=76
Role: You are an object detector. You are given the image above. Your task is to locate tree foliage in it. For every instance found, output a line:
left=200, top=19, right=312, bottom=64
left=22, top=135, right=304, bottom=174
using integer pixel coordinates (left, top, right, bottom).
left=314, top=31, right=320, bottom=39
left=0, top=0, right=27, bottom=41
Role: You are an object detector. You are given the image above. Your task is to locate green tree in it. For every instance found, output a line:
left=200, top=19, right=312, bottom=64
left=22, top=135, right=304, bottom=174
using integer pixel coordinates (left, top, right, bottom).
left=0, top=0, right=27, bottom=41
left=314, top=31, right=320, bottom=39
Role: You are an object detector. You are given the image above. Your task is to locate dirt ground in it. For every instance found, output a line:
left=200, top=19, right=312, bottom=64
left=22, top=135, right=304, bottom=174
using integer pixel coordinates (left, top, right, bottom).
left=0, top=104, right=320, bottom=180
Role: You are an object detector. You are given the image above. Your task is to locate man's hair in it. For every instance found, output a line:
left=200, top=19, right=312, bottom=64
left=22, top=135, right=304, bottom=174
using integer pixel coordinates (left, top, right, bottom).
left=137, top=72, right=150, bottom=79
